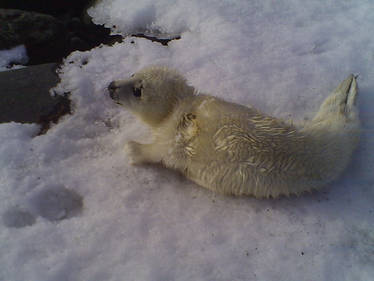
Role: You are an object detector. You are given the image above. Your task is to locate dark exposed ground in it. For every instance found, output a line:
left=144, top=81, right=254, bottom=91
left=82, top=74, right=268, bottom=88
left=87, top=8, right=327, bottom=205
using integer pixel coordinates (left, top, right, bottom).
left=0, top=63, right=70, bottom=135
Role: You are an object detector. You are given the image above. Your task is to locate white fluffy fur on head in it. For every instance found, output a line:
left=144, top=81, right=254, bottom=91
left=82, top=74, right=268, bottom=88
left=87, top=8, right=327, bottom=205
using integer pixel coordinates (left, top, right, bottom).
left=108, top=66, right=195, bottom=126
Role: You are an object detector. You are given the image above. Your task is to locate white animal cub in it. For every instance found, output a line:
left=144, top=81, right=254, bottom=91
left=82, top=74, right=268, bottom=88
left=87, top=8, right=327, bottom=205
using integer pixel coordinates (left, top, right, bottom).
left=108, top=66, right=360, bottom=198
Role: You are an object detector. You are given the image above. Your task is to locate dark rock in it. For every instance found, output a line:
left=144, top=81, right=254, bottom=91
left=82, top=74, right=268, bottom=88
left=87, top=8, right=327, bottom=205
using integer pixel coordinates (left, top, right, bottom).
left=0, top=0, right=92, bottom=18
left=38, top=92, right=71, bottom=136
left=0, top=8, right=123, bottom=65
left=68, top=17, right=83, bottom=30
left=0, top=63, right=71, bottom=135
left=69, top=16, right=123, bottom=47
left=70, top=36, right=90, bottom=51
left=0, top=9, right=68, bottom=64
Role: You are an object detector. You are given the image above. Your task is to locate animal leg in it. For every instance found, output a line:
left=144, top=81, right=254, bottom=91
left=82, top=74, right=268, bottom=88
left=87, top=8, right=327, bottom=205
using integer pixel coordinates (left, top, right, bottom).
left=313, top=74, right=358, bottom=121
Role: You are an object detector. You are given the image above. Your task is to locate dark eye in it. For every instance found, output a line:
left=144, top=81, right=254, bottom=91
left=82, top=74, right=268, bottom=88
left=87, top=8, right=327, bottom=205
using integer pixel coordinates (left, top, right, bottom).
left=133, top=86, right=142, bottom=97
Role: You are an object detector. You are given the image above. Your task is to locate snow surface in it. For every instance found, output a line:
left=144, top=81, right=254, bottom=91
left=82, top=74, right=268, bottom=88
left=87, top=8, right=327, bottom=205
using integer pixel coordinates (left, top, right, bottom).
left=1, top=0, right=374, bottom=280
left=0, top=45, right=28, bottom=72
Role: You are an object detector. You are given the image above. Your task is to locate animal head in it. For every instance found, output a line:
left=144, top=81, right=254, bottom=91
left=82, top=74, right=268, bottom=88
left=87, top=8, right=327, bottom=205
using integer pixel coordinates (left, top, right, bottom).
left=108, top=66, right=194, bottom=126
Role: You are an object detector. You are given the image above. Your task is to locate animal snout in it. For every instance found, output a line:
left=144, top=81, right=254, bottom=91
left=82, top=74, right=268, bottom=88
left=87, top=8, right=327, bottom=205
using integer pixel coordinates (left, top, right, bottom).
left=108, top=81, right=118, bottom=100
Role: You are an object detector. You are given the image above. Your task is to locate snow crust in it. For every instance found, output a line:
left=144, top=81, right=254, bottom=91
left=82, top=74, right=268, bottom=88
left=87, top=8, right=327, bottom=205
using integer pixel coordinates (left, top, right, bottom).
left=1, top=1, right=374, bottom=280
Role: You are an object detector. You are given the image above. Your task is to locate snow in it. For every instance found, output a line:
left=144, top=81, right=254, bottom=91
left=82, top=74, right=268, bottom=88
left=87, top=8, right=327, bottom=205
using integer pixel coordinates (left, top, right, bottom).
left=0, top=45, right=28, bottom=71
left=1, top=0, right=374, bottom=280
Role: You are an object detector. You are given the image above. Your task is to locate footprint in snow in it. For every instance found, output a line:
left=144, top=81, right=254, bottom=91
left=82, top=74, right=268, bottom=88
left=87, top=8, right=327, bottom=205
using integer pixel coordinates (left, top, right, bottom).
left=31, top=185, right=83, bottom=221
left=2, top=185, right=83, bottom=228
left=2, top=207, right=36, bottom=228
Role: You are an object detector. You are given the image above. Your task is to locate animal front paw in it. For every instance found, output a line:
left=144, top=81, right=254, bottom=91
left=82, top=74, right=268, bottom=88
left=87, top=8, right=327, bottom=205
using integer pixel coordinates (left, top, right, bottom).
left=124, top=141, right=146, bottom=165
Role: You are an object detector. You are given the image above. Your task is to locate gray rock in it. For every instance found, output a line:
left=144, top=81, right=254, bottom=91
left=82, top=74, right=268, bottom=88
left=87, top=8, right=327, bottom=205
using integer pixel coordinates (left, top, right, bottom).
left=0, top=63, right=70, bottom=132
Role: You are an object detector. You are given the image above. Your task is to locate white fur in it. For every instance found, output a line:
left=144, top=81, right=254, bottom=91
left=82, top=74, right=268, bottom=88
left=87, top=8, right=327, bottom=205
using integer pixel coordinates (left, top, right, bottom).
left=109, top=67, right=360, bottom=198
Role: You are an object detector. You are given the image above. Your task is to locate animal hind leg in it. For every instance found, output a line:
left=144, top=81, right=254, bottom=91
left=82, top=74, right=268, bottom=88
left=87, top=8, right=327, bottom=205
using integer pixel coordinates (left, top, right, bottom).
left=313, top=74, right=358, bottom=121
left=345, top=75, right=358, bottom=113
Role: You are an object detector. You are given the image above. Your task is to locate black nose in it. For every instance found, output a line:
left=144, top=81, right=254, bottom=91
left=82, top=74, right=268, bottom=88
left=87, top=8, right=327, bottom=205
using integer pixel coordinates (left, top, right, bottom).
left=108, top=81, right=118, bottom=99
left=108, top=81, right=117, bottom=92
